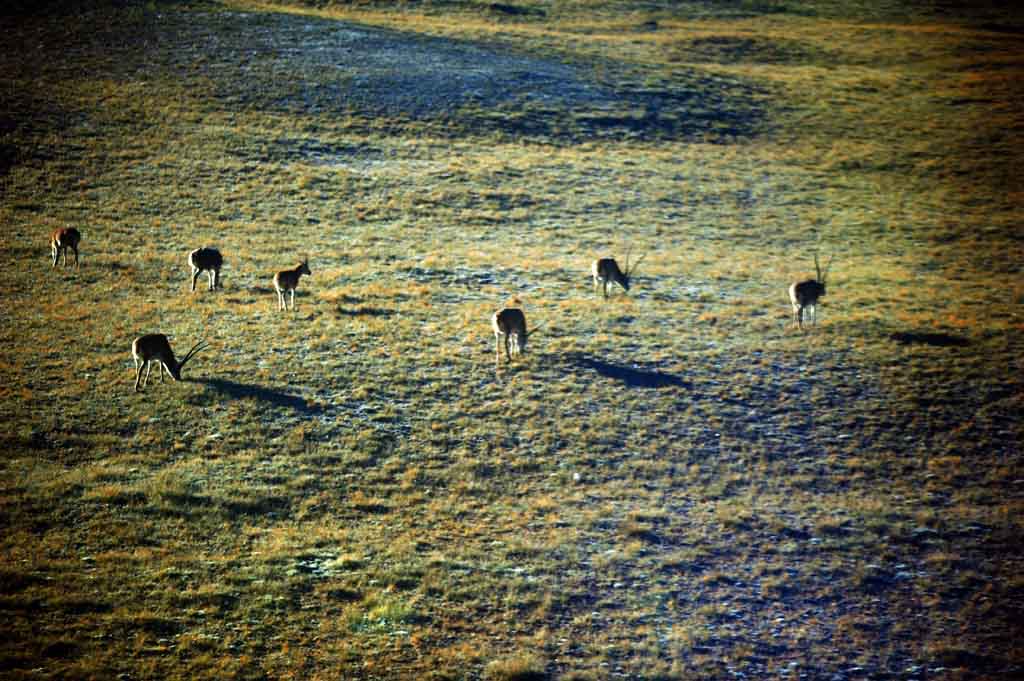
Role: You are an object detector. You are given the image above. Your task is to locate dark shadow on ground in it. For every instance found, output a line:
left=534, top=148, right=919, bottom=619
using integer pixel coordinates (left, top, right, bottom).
left=891, top=331, right=970, bottom=347
left=567, top=353, right=689, bottom=389
left=194, top=377, right=321, bottom=412
left=336, top=306, right=394, bottom=317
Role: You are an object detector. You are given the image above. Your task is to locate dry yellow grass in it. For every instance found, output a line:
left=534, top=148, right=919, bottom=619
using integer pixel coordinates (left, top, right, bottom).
left=1, top=0, right=1022, bottom=679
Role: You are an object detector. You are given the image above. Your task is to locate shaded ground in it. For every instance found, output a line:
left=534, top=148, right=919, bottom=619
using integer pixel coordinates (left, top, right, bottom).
left=196, top=10, right=763, bottom=139
left=1, top=6, right=764, bottom=142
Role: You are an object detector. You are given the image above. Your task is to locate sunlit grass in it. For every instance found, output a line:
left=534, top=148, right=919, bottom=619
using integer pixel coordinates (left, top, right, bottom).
left=1, top=0, right=1022, bottom=679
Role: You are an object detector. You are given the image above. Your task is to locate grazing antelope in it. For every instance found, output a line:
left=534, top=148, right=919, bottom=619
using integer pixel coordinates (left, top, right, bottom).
left=50, top=227, right=81, bottom=268
left=131, top=334, right=207, bottom=392
left=789, top=253, right=834, bottom=329
left=274, top=258, right=312, bottom=311
left=592, top=248, right=645, bottom=298
left=189, top=247, right=223, bottom=292
left=492, top=307, right=542, bottom=366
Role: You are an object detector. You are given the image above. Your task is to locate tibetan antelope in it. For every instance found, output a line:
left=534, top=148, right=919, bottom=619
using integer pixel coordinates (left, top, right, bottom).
left=50, top=227, right=81, bottom=268
left=274, top=258, right=312, bottom=311
left=189, top=247, right=223, bottom=292
left=131, top=334, right=207, bottom=392
left=592, top=248, right=645, bottom=298
left=789, top=253, right=834, bottom=329
left=492, top=307, right=542, bottom=366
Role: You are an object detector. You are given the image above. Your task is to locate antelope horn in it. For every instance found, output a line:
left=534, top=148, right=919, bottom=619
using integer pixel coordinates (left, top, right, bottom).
left=628, top=253, right=647, bottom=276
left=178, top=340, right=208, bottom=368
left=822, top=253, right=835, bottom=281
left=529, top=321, right=545, bottom=336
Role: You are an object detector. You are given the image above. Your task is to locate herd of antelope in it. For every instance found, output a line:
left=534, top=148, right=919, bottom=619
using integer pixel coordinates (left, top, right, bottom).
left=49, top=227, right=834, bottom=390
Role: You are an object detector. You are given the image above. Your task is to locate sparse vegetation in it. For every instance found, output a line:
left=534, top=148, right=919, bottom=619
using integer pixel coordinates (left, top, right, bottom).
left=1, top=0, right=1022, bottom=679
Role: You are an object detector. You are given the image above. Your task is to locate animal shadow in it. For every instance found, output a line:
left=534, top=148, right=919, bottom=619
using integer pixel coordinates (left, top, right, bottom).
left=568, top=353, right=689, bottom=389
left=195, top=377, right=321, bottom=413
left=336, top=306, right=394, bottom=318
left=890, top=331, right=970, bottom=347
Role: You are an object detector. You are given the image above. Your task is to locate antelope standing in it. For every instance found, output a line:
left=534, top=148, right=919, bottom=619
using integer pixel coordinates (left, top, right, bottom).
left=789, top=253, right=834, bottom=328
left=274, top=258, right=312, bottom=311
left=492, top=307, right=540, bottom=366
left=592, top=248, right=645, bottom=298
left=189, top=247, right=223, bottom=291
left=50, top=227, right=81, bottom=268
left=131, top=334, right=207, bottom=392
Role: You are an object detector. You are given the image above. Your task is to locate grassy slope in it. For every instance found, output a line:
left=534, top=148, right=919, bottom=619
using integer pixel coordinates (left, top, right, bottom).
left=1, top=1, right=1022, bottom=679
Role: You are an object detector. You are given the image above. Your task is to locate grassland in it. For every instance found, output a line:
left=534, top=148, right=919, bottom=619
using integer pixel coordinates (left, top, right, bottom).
left=1, top=0, right=1022, bottom=679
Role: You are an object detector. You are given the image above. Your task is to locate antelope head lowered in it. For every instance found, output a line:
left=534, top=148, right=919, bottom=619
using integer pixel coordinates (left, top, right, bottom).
left=50, top=227, right=81, bottom=268
left=132, top=334, right=207, bottom=392
left=788, top=252, right=834, bottom=329
left=189, top=247, right=223, bottom=292
left=592, top=247, right=645, bottom=299
left=492, top=307, right=543, bottom=366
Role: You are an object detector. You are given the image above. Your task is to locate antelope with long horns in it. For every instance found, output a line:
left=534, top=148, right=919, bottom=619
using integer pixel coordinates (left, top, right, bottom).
left=789, top=253, right=834, bottom=329
left=274, top=258, right=312, bottom=311
left=132, top=334, right=208, bottom=392
left=50, top=227, right=81, bottom=268
left=592, top=247, right=645, bottom=298
left=492, top=307, right=542, bottom=366
left=189, top=247, right=223, bottom=292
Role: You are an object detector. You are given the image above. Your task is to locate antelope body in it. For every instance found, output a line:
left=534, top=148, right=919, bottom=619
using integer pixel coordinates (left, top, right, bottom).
left=492, top=308, right=531, bottom=366
left=50, top=227, right=81, bottom=268
left=189, top=247, right=223, bottom=291
left=132, top=334, right=207, bottom=392
left=789, top=253, right=833, bottom=328
left=274, top=259, right=311, bottom=310
left=592, top=249, right=645, bottom=298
